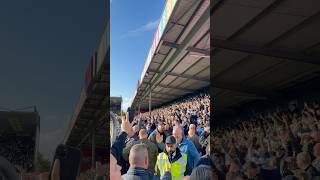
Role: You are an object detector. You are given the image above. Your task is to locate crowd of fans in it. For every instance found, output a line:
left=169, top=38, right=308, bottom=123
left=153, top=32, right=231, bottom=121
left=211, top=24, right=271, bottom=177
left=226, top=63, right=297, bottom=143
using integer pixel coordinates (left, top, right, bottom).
left=137, top=92, right=210, bottom=155
left=111, top=91, right=212, bottom=180
left=212, top=101, right=320, bottom=180
left=0, top=135, right=35, bottom=172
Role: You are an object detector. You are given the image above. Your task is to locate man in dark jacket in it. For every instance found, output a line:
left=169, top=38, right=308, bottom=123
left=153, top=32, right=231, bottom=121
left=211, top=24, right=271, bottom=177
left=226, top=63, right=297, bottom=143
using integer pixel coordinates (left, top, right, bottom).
left=123, top=128, right=159, bottom=177
left=149, top=122, right=167, bottom=152
left=122, top=144, right=150, bottom=180
left=188, top=124, right=201, bottom=153
left=111, top=113, right=135, bottom=174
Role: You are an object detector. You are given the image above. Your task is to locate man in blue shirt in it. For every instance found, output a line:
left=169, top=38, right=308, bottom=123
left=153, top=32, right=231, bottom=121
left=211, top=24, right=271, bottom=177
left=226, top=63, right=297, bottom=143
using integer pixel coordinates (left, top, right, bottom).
left=172, top=125, right=200, bottom=174
left=156, top=125, right=200, bottom=175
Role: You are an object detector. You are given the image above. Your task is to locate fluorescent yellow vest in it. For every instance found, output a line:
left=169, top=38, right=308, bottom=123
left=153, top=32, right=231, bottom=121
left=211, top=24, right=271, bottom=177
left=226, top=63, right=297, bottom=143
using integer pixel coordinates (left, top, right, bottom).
left=156, top=152, right=187, bottom=180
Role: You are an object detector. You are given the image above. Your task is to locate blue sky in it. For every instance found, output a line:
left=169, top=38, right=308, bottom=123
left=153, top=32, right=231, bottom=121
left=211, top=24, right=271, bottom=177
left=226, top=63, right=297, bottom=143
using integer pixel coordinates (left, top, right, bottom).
left=110, top=0, right=165, bottom=111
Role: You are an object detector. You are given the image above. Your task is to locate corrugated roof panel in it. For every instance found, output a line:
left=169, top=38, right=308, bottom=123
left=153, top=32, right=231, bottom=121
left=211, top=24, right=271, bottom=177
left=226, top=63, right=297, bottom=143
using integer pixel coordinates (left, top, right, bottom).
left=272, top=17, right=320, bottom=51
left=273, top=0, right=320, bottom=17
left=180, top=79, right=208, bottom=89
left=249, top=62, right=319, bottom=89
left=215, top=55, right=284, bottom=84
left=213, top=5, right=262, bottom=39
left=163, top=24, right=184, bottom=42
left=234, top=13, right=306, bottom=45
left=174, top=0, right=198, bottom=25
left=184, top=58, right=210, bottom=76
left=225, top=0, right=276, bottom=9
left=195, top=66, right=210, bottom=79
left=212, top=49, right=249, bottom=77
left=160, top=75, right=177, bottom=86
left=153, top=53, right=167, bottom=63
left=171, top=55, right=201, bottom=74
left=168, top=77, right=187, bottom=87
left=158, top=45, right=171, bottom=55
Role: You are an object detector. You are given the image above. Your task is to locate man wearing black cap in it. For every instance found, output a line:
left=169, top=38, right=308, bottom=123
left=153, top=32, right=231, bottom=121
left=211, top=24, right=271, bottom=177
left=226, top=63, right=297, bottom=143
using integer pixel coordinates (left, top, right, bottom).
left=155, top=135, right=192, bottom=180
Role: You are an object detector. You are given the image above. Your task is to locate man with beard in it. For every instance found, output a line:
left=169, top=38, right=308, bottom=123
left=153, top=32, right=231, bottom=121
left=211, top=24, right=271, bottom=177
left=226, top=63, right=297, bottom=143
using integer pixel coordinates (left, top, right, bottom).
left=149, top=122, right=167, bottom=152
left=155, top=136, right=191, bottom=180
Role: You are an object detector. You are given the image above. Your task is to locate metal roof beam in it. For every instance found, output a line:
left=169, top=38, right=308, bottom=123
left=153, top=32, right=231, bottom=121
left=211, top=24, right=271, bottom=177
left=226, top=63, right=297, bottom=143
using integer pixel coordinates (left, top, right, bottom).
left=166, top=72, right=210, bottom=82
left=149, top=96, right=172, bottom=101
left=148, top=69, right=161, bottom=73
left=148, top=70, right=210, bottom=82
left=141, top=99, right=164, bottom=103
left=136, top=6, right=210, bottom=106
left=213, top=39, right=320, bottom=65
left=157, top=84, right=194, bottom=93
left=137, top=96, right=164, bottom=102
left=151, top=91, right=178, bottom=97
left=186, top=47, right=210, bottom=56
left=211, top=0, right=225, bottom=14
left=162, top=41, right=179, bottom=49
left=162, top=41, right=210, bottom=56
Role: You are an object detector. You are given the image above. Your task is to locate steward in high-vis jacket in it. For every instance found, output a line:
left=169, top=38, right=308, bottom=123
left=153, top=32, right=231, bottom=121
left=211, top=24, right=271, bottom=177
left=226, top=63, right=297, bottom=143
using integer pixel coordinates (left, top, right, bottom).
left=155, top=136, right=192, bottom=180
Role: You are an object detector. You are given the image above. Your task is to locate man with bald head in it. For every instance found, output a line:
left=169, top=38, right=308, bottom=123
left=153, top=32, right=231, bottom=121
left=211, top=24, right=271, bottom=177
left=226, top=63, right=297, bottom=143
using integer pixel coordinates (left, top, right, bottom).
left=296, top=152, right=320, bottom=179
left=123, top=128, right=158, bottom=177
left=122, top=144, right=150, bottom=180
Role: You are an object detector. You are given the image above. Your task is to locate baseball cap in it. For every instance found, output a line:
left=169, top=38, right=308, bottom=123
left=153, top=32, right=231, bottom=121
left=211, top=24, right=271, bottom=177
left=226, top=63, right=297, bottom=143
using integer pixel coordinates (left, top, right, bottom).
left=165, top=135, right=176, bottom=144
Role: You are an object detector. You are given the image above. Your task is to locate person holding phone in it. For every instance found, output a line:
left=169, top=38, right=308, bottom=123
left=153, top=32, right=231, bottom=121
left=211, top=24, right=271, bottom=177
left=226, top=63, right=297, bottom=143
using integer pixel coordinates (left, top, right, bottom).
left=111, top=112, right=135, bottom=174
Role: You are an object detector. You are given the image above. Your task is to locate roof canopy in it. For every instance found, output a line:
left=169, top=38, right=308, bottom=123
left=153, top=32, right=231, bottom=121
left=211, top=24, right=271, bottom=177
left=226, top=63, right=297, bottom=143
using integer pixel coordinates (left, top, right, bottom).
left=64, top=20, right=109, bottom=148
left=131, top=0, right=210, bottom=110
left=212, top=0, right=320, bottom=114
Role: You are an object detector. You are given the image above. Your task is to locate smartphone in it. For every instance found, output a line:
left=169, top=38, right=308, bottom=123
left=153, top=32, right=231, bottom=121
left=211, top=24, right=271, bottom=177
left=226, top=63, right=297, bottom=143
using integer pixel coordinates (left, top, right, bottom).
left=127, top=108, right=134, bottom=123
left=51, top=144, right=81, bottom=180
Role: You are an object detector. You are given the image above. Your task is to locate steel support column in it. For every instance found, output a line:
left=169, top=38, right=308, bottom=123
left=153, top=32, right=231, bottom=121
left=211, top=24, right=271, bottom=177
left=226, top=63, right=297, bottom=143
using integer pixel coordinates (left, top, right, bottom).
left=149, top=91, right=152, bottom=116
left=91, top=129, right=95, bottom=177
left=138, top=103, right=141, bottom=114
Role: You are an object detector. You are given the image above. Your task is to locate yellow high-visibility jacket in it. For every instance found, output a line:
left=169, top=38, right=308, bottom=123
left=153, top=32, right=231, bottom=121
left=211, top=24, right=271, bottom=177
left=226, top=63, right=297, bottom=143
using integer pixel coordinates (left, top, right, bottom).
left=156, top=152, right=187, bottom=180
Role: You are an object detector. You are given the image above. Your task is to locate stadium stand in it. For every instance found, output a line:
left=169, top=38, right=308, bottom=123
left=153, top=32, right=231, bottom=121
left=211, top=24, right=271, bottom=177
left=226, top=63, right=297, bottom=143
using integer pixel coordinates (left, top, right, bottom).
left=110, top=0, right=211, bottom=179
left=63, top=18, right=109, bottom=175
left=0, top=107, right=40, bottom=173
left=110, top=97, right=122, bottom=144
left=212, top=0, right=320, bottom=179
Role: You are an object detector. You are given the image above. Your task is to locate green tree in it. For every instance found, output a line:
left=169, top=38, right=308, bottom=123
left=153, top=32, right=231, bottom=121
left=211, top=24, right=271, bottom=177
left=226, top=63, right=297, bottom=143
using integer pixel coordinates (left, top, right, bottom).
left=35, top=153, right=51, bottom=173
